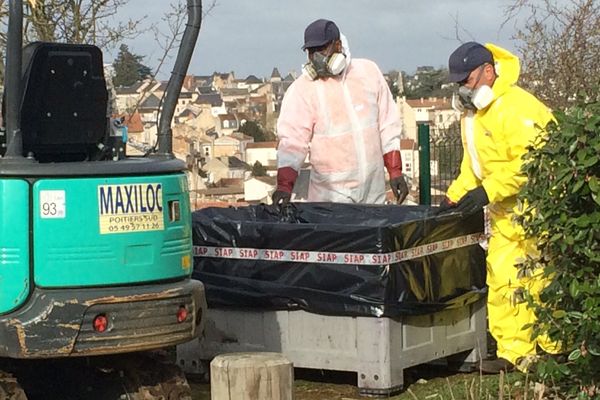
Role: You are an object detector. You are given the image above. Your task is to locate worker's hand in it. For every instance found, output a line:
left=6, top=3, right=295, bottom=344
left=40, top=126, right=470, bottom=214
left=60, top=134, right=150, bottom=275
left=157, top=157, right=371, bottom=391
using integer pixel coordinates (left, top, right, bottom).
left=272, top=190, right=292, bottom=207
left=435, top=197, right=456, bottom=215
left=454, top=187, right=489, bottom=215
left=390, top=175, right=409, bottom=204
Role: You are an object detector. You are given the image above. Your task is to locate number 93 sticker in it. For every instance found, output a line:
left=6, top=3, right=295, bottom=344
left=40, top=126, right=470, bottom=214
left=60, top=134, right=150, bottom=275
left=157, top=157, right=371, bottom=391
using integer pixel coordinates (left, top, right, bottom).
left=39, top=190, right=66, bottom=219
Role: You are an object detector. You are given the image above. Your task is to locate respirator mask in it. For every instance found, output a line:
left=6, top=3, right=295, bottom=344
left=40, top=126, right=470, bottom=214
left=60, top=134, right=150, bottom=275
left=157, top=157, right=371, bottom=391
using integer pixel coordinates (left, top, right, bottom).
left=455, top=85, right=494, bottom=111
left=303, top=44, right=347, bottom=80
left=452, top=64, right=495, bottom=112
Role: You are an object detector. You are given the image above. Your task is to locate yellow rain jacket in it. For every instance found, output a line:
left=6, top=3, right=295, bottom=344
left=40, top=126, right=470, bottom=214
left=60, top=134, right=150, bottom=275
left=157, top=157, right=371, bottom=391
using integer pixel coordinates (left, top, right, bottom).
left=446, top=43, right=559, bottom=367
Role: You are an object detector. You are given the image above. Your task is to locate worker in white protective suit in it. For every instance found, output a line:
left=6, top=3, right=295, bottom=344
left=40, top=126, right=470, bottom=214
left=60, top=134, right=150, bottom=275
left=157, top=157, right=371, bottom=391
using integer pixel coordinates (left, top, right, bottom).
left=272, top=19, right=408, bottom=205
left=438, top=42, right=561, bottom=373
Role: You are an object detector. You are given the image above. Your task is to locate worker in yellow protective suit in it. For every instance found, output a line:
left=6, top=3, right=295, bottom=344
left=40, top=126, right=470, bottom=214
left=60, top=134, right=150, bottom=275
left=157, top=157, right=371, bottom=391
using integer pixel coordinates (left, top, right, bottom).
left=439, top=42, right=560, bottom=373
left=272, top=19, right=408, bottom=205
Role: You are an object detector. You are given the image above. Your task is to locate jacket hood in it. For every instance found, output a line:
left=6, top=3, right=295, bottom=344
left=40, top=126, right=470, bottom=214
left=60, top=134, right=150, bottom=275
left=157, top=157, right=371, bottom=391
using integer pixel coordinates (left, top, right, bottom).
left=485, top=43, right=520, bottom=99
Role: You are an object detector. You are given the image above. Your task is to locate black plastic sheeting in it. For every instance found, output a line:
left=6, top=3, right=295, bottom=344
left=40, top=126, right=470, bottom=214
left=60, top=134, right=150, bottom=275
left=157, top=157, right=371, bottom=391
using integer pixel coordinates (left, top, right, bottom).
left=192, top=203, right=487, bottom=318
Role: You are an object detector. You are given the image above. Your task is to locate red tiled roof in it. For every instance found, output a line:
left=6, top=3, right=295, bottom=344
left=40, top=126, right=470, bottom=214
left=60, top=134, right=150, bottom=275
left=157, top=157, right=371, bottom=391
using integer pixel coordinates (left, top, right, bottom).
left=113, top=112, right=144, bottom=133
left=191, top=201, right=249, bottom=210
left=246, top=141, right=277, bottom=149
left=249, top=95, right=267, bottom=104
left=218, top=178, right=244, bottom=187
left=406, top=97, right=452, bottom=109
left=218, top=114, right=236, bottom=121
left=401, top=138, right=416, bottom=150
left=196, top=186, right=244, bottom=196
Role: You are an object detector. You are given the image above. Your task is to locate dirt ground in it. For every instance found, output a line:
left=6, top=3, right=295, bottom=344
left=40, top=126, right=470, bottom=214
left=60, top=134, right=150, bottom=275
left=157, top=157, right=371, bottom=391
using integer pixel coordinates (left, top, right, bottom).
left=190, top=334, right=503, bottom=399
left=1, top=355, right=533, bottom=399
left=189, top=365, right=533, bottom=400
left=1, top=338, right=524, bottom=400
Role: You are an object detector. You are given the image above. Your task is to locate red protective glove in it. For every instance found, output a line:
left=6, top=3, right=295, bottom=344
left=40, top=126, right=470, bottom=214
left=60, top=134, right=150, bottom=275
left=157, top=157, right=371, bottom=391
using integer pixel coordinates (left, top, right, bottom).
left=275, top=166, right=298, bottom=194
left=384, top=151, right=408, bottom=203
left=273, top=167, right=299, bottom=206
left=383, top=150, right=403, bottom=179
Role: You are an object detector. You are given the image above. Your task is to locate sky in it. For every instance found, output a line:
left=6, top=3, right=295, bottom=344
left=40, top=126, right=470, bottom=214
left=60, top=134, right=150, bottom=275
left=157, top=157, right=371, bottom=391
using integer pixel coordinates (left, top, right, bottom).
left=115, top=0, right=524, bottom=80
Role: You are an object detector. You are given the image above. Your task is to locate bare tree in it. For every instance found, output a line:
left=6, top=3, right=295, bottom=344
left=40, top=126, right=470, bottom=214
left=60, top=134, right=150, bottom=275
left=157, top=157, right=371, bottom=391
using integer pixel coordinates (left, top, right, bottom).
left=0, top=0, right=217, bottom=88
left=150, top=0, right=217, bottom=75
left=22, top=0, right=145, bottom=48
left=0, top=0, right=146, bottom=82
left=124, top=0, right=218, bottom=118
left=504, top=0, right=600, bottom=110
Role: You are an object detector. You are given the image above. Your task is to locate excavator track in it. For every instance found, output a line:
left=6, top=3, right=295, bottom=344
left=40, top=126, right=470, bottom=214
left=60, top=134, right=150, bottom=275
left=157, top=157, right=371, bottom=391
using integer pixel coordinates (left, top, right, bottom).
left=115, top=352, right=193, bottom=400
left=0, top=371, right=27, bottom=400
left=0, top=351, right=192, bottom=400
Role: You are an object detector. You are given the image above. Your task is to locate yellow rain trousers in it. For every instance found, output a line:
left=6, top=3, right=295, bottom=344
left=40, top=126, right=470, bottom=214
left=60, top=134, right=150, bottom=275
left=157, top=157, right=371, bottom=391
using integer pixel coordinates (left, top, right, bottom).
left=446, top=43, right=560, bottom=368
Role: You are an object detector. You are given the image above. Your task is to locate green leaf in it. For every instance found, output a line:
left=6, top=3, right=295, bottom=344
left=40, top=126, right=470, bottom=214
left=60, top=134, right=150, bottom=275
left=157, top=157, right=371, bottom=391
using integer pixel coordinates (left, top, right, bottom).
left=568, top=140, right=578, bottom=155
left=589, top=176, right=600, bottom=193
left=569, top=280, right=580, bottom=298
left=568, top=348, right=581, bottom=361
left=576, top=149, right=588, bottom=161
left=572, top=179, right=585, bottom=193
left=574, top=216, right=591, bottom=228
left=537, top=360, right=546, bottom=376
left=552, top=310, right=567, bottom=319
left=592, top=191, right=600, bottom=206
left=567, top=311, right=584, bottom=319
left=588, top=344, right=600, bottom=356
left=582, top=156, right=599, bottom=167
left=557, top=363, right=571, bottom=376
left=584, top=115, right=600, bottom=131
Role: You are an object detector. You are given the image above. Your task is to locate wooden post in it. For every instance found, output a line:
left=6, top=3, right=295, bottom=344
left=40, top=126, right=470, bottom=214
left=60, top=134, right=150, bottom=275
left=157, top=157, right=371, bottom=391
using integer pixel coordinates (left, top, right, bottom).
left=210, top=352, right=293, bottom=400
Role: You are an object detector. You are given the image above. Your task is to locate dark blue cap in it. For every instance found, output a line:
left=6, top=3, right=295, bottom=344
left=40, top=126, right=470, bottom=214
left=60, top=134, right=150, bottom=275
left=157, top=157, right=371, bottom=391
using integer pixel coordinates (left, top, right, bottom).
left=448, top=42, right=494, bottom=83
left=302, top=19, right=340, bottom=50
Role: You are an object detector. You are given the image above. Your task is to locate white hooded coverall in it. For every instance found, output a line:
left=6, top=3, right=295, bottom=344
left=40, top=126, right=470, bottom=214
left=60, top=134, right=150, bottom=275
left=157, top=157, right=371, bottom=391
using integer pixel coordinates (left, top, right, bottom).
left=276, top=43, right=402, bottom=204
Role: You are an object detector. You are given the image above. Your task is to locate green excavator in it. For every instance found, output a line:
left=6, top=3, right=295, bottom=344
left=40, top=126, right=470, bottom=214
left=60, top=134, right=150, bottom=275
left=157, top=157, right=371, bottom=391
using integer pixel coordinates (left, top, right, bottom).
left=0, top=0, right=206, bottom=398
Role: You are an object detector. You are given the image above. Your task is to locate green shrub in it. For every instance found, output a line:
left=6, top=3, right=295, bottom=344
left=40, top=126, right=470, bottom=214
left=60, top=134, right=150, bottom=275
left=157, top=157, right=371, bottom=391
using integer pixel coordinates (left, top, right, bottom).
left=518, top=99, right=600, bottom=398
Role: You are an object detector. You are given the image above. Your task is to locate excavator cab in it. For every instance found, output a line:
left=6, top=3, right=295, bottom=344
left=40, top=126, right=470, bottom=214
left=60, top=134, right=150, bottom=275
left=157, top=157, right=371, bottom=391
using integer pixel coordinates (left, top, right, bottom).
left=18, top=42, right=109, bottom=162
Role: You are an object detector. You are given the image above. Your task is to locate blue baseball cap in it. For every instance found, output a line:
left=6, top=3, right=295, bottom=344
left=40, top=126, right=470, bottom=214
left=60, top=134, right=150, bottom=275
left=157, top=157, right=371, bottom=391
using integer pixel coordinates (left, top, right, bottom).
left=448, top=42, right=494, bottom=83
left=302, top=19, right=340, bottom=50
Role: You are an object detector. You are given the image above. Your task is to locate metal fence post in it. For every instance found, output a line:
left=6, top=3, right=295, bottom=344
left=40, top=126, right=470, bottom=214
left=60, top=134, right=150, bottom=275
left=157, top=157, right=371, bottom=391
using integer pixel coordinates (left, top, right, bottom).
left=418, top=124, right=431, bottom=205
